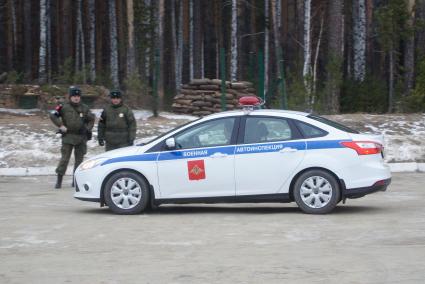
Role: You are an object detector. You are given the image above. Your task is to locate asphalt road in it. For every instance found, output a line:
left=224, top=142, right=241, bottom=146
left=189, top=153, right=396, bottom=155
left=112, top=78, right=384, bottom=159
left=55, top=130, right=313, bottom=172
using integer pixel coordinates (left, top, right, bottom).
left=1, top=173, right=425, bottom=283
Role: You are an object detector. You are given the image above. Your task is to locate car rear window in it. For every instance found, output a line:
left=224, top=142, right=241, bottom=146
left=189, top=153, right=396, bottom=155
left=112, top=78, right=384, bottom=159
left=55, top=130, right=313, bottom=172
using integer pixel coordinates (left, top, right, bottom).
left=294, top=120, right=328, bottom=138
left=307, top=114, right=359, bottom=134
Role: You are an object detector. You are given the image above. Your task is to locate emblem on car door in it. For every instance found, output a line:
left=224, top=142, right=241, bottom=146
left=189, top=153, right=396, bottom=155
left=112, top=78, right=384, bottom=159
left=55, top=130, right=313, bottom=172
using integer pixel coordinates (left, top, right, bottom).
left=187, top=160, right=206, bottom=180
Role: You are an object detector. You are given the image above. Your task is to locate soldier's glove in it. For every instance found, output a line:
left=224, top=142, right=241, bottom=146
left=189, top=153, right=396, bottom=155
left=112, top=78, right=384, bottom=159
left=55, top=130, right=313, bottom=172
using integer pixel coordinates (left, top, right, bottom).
left=98, top=139, right=105, bottom=146
left=86, top=131, right=92, bottom=140
left=59, top=125, right=67, bottom=133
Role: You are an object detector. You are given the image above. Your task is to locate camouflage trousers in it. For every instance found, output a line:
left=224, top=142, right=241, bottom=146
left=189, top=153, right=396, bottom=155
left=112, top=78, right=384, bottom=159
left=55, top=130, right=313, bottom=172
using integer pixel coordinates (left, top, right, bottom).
left=105, top=142, right=130, bottom=152
left=55, top=142, right=87, bottom=176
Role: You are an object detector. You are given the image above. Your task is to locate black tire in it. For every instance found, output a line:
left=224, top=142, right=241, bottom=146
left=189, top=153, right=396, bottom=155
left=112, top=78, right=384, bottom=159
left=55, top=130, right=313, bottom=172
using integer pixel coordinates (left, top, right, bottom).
left=293, top=169, right=340, bottom=214
left=104, top=171, right=149, bottom=215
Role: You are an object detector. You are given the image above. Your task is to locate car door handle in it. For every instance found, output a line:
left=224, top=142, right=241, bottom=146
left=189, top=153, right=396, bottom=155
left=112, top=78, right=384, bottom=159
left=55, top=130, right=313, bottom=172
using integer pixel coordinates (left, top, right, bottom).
left=210, top=152, right=228, bottom=158
left=279, top=147, right=298, bottom=153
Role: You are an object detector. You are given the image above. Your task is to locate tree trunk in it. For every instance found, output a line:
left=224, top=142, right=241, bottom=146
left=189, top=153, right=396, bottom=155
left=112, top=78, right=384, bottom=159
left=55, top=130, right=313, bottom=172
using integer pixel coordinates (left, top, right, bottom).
left=388, top=49, right=394, bottom=112
left=230, top=0, right=238, bottom=81
left=302, top=0, right=312, bottom=92
left=203, top=0, right=217, bottom=79
left=353, top=0, right=366, bottom=81
left=170, top=0, right=177, bottom=91
left=416, top=1, right=425, bottom=60
left=39, top=0, right=47, bottom=84
left=75, top=0, right=81, bottom=77
left=62, top=0, right=72, bottom=63
left=9, top=0, right=16, bottom=67
left=189, top=0, right=193, bottom=81
left=23, top=0, right=32, bottom=80
left=404, top=0, right=415, bottom=96
left=0, top=1, right=6, bottom=73
left=176, top=0, right=183, bottom=90
left=47, top=0, right=52, bottom=83
left=109, top=0, right=119, bottom=88
left=156, top=0, right=165, bottom=108
left=88, top=0, right=96, bottom=82
left=264, top=0, right=269, bottom=96
left=326, top=1, right=344, bottom=114
left=312, top=14, right=325, bottom=104
left=143, top=0, right=152, bottom=80
left=126, top=0, right=136, bottom=76
left=193, top=0, right=202, bottom=78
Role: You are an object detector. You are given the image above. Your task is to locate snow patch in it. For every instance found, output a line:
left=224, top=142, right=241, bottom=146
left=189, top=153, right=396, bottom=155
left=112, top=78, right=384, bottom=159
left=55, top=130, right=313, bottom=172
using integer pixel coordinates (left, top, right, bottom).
left=0, top=108, right=40, bottom=116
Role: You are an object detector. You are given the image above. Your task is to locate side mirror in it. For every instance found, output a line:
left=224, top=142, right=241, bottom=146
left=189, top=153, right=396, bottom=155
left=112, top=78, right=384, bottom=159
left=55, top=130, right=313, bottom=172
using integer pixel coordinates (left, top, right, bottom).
left=165, top=137, right=176, bottom=149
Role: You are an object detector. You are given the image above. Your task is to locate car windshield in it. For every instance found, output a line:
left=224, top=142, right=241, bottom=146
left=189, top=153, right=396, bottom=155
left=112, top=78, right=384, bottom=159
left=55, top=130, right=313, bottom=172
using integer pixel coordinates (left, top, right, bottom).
left=307, top=114, right=359, bottom=134
left=136, top=118, right=201, bottom=146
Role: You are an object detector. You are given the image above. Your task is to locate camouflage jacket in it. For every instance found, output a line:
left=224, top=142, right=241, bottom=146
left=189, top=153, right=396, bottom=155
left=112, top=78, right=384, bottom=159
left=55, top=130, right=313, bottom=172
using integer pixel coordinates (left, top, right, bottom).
left=97, top=103, right=137, bottom=145
left=50, top=102, right=95, bottom=145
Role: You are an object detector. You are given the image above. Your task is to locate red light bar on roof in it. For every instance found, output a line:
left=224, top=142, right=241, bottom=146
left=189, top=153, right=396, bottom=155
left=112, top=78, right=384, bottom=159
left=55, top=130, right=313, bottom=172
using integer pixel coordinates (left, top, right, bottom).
left=239, top=96, right=262, bottom=106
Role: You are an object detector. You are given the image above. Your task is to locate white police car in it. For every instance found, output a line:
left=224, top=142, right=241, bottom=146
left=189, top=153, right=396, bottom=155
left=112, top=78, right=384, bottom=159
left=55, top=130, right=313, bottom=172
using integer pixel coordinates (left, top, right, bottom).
left=74, top=97, right=391, bottom=214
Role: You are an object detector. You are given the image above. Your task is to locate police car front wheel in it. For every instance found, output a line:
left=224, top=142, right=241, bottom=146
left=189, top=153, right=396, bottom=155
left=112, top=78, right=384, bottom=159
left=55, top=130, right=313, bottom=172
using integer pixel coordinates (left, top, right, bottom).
left=104, top=171, right=149, bottom=214
left=293, top=169, right=340, bottom=214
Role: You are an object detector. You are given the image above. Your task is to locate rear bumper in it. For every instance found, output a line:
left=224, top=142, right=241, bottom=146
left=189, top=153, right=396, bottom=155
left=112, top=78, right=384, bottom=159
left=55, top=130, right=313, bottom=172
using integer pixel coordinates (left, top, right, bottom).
left=343, top=178, right=391, bottom=199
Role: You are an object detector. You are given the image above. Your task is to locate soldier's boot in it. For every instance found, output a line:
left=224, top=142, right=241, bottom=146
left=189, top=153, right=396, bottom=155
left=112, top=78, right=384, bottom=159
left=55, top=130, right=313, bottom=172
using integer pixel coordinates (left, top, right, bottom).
left=55, top=175, right=63, bottom=189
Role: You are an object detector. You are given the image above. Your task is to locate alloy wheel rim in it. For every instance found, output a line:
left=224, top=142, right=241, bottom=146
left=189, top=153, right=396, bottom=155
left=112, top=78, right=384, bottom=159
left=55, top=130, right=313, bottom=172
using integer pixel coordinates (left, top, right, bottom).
left=300, top=176, right=333, bottom=209
left=110, top=178, right=142, bottom=209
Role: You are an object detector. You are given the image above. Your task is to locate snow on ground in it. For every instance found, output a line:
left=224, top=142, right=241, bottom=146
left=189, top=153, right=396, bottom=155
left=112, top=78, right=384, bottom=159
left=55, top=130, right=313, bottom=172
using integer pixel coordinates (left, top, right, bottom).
left=0, top=108, right=424, bottom=174
left=0, top=109, right=196, bottom=170
left=0, top=108, right=40, bottom=116
left=327, top=113, right=425, bottom=163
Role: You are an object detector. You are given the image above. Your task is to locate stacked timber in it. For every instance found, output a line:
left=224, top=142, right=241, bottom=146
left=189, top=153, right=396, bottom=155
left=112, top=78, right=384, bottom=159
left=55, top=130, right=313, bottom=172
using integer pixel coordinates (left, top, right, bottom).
left=172, top=79, right=256, bottom=116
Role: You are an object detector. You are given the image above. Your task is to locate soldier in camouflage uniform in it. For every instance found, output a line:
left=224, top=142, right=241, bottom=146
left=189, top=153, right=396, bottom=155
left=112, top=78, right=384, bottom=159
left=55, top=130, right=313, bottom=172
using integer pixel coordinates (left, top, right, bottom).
left=98, top=90, right=137, bottom=151
left=50, top=86, right=95, bottom=189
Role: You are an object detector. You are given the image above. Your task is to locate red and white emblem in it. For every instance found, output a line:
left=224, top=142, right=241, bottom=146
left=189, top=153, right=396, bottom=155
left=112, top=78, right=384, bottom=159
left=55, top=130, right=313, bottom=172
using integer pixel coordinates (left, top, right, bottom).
left=187, top=160, right=206, bottom=180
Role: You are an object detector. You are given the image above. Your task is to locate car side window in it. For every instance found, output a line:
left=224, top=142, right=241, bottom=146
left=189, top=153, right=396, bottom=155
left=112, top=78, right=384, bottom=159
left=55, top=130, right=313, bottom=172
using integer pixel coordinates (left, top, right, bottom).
left=244, top=117, right=292, bottom=144
left=295, top=120, right=328, bottom=138
left=174, top=117, right=236, bottom=149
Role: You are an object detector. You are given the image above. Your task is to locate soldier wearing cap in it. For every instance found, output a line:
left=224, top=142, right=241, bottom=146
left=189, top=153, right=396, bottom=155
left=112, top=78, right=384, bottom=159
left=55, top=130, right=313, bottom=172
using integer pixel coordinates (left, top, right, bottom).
left=50, top=86, right=95, bottom=189
left=98, top=90, right=137, bottom=151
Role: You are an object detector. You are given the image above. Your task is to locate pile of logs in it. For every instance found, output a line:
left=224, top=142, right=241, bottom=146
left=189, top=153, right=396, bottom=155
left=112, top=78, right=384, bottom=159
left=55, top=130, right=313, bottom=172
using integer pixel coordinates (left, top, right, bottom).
left=172, top=79, right=256, bottom=116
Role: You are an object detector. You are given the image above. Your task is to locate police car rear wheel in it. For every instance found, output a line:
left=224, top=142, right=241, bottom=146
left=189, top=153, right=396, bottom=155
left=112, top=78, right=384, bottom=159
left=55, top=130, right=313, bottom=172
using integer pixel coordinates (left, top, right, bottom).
left=293, top=170, right=340, bottom=214
left=104, top=171, right=149, bottom=214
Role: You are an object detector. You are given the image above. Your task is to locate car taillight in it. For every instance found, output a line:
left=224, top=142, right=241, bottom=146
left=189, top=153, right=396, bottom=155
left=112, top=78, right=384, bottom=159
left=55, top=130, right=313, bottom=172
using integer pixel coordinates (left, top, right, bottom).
left=340, top=141, right=382, bottom=155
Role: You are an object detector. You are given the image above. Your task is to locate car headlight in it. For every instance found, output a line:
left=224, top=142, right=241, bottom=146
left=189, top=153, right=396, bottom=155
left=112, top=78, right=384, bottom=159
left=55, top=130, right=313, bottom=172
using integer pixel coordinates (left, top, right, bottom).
left=79, top=158, right=108, bottom=171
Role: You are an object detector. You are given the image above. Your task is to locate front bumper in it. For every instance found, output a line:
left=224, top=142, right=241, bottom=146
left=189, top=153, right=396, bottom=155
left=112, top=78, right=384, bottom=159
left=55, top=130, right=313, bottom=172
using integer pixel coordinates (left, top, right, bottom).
left=343, top=178, right=391, bottom=199
left=73, top=167, right=104, bottom=201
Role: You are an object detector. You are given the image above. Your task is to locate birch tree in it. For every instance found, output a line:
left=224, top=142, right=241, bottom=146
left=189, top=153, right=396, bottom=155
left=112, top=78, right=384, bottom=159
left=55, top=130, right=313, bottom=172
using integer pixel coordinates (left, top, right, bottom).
left=353, top=0, right=366, bottom=81
left=302, top=0, right=312, bottom=93
left=89, top=0, right=96, bottom=82
left=39, top=0, right=47, bottom=84
left=109, top=0, right=119, bottom=88
left=230, top=0, right=238, bottom=81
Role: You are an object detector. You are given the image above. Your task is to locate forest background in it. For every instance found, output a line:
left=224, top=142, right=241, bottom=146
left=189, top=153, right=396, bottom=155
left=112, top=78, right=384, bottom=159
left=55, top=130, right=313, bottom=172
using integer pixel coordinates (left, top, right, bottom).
left=0, top=0, right=425, bottom=114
